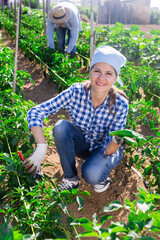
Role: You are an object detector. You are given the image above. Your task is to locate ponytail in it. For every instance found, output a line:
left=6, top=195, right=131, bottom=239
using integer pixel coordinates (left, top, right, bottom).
left=109, top=86, right=128, bottom=116
left=83, top=81, right=128, bottom=115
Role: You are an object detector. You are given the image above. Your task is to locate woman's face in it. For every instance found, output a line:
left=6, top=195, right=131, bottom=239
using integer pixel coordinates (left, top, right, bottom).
left=90, top=62, right=117, bottom=94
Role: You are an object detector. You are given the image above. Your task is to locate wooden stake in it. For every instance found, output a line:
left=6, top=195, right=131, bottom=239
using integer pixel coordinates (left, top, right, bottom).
left=28, top=0, right=32, bottom=21
left=46, top=0, right=51, bottom=15
left=28, top=0, right=31, bottom=9
left=37, top=0, right=39, bottom=9
left=13, top=0, right=21, bottom=102
left=43, top=0, right=46, bottom=34
left=90, top=0, right=94, bottom=61
left=14, top=0, right=16, bottom=30
left=2, top=0, right=4, bottom=12
left=94, top=0, right=100, bottom=51
left=19, top=0, right=22, bottom=28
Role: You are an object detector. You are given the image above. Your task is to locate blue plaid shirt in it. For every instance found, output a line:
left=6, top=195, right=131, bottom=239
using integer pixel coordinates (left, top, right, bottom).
left=27, top=83, right=128, bottom=152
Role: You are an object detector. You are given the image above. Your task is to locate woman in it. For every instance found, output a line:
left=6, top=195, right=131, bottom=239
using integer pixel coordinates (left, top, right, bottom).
left=23, top=46, right=128, bottom=193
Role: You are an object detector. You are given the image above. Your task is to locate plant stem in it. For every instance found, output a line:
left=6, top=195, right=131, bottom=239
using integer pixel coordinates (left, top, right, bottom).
left=20, top=39, right=67, bottom=84
left=147, top=90, right=160, bottom=99
left=1, top=112, right=37, bottom=239
left=52, top=180, right=81, bottom=240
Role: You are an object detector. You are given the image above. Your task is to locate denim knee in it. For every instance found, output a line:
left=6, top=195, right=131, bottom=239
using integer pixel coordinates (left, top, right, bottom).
left=81, top=147, right=123, bottom=185
left=53, top=119, right=68, bottom=140
left=81, top=164, right=101, bottom=185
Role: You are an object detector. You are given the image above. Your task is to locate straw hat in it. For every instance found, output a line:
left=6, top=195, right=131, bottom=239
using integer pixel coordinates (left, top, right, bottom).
left=48, top=5, right=71, bottom=23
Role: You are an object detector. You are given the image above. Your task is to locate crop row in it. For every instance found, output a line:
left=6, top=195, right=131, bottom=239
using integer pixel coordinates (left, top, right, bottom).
left=0, top=6, right=160, bottom=240
left=1, top=5, right=160, bottom=198
left=4, top=7, right=160, bottom=68
left=1, top=8, right=160, bottom=107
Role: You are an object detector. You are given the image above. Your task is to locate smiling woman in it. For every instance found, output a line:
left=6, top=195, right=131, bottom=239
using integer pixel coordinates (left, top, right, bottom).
left=23, top=45, right=129, bottom=194
left=90, top=63, right=117, bottom=108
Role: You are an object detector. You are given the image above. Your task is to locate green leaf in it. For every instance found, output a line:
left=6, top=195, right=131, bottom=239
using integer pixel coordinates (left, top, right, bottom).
left=76, top=196, right=84, bottom=210
left=150, top=227, right=160, bottom=233
left=20, top=143, right=29, bottom=153
left=2, top=153, right=13, bottom=164
left=71, top=217, right=94, bottom=231
left=120, top=237, right=132, bottom=240
left=71, top=217, right=91, bottom=225
left=0, top=175, right=6, bottom=183
left=29, top=135, right=35, bottom=145
left=0, top=209, right=6, bottom=214
left=92, top=213, right=98, bottom=223
left=127, top=230, right=139, bottom=238
left=131, top=82, right=136, bottom=92
left=10, top=137, right=19, bottom=147
left=13, top=230, right=23, bottom=240
left=144, top=218, right=154, bottom=228
left=76, top=231, right=99, bottom=238
left=150, top=212, right=160, bottom=228
left=102, top=200, right=123, bottom=212
left=77, top=190, right=90, bottom=197
left=156, top=131, right=160, bottom=136
left=130, top=25, right=140, bottom=31
left=22, top=235, right=36, bottom=240
left=128, top=212, right=136, bottom=222
left=100, top=230, right=111, bottom=238
left=111, top=226, right=128, bottom=233
left=137, top=200, right=151, bottom=213
left=139, top=237, right=155, bottom=240
left=100, top=215, right=113, bottom=224
left=0, top=222, right=13, bottom=240
left=155, top=162, right=160, bottom=168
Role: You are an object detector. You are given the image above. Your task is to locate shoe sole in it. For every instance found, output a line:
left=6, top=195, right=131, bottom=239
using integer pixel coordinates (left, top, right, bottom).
left=60, top=183, right=79, bottom=191
left=94, top=182, right=110, bottom=193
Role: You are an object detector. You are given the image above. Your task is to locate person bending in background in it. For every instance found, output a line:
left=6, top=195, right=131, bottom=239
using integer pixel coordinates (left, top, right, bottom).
left=2, top=0, right=9, bottom=10
left=22, top=46, right=128, bottom=193
left=46, top=1, right=82, bottom=58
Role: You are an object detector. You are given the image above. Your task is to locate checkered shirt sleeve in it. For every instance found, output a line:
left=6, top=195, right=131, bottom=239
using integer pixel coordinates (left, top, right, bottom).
left=27, top=84, right=73, bottom=129
left=27, top=83, right=128, bottom=152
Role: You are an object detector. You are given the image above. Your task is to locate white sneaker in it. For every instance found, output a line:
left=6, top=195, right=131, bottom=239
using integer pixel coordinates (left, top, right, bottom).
left=60, top=178, right=79, bottom=191
left=93, top=177, right=111, bottom=193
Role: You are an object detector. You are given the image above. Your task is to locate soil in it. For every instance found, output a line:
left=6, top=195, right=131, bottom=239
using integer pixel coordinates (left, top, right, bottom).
left=1, top=25, right=159, bottom=239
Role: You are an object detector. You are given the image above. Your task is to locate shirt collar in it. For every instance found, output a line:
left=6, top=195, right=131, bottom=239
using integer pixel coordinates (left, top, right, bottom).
left=85, top=88, right=110, bottom=108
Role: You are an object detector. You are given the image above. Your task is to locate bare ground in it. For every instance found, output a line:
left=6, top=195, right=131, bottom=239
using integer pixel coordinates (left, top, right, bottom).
left=1, top=25, right=159, bottom=239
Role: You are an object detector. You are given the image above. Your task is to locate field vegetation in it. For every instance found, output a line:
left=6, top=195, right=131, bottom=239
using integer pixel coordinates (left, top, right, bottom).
left=0, top=6, right=160, bottom=240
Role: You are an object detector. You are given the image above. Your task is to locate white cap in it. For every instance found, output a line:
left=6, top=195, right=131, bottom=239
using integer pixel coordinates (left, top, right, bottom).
left=90, top=46, right=126, bottom=86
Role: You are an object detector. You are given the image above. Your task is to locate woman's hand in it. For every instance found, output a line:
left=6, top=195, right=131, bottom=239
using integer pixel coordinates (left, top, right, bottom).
left=22, top=143, right=48, bottom=175
left=112, top=135, right=124, bottom=145
left=105, top=136, right=126, bottom=155
left=105, top=140, right=119, bottom=156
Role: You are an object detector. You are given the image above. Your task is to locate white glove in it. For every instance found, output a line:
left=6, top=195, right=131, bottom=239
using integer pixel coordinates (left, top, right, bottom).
left=22, top=143, right=48, bottom=175
left=112, top=136, right=130, bottom=149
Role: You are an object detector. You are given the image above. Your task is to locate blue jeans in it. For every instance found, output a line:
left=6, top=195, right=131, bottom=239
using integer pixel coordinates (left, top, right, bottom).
left=2, top=1, right=9, bottom=10
left=53, top=120, right=123, bottom=185
left=55, top=26, right=76, bottom=58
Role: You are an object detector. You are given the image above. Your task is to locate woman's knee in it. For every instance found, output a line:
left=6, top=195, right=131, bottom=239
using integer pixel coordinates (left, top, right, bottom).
left=81, top=164, right=101, bottom=185
left=53, top=119, right=69, bottom=139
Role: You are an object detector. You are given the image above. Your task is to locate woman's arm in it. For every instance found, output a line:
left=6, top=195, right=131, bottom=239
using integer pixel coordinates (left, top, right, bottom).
left=31, top=126, right=47, bottom=144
